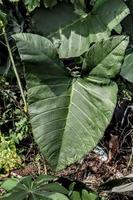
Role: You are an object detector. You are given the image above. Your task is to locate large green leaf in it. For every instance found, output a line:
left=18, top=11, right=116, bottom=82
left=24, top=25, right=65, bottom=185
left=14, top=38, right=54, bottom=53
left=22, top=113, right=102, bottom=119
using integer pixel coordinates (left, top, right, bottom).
left=92, top=0, right=129, bottom=31
left=82, top=36, right=129, bottom=78
left=32, top=3, right=79, bottom=38
left=13, top=33, right=128, bottom=171
left=120, top=52, right=133, bottom=83
left=32, top=0, right=129, bottom=58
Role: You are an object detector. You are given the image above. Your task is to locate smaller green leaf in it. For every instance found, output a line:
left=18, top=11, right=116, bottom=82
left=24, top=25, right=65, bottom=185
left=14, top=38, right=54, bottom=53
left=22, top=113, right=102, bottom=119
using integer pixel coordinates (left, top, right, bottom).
left=12, top=33, right=65, bottom=75
left=0, top=178, right=19, bottom=191
left=38, top=183, right=69, bottom=195
left=2, top=184, right=28, bottom=200
left=82, top=36, right=129, bottom=78
left=70, top=189, right=103, bottom=200
left=70, top=191, right=81, bottom=200
left=20, top=176, right=32, bottom=188
left=120, top=52, right=133, bottom=83
left=81, top=189, right=98, bottom=200
left=36, top=175, right=55, bottom=184
left=47, top=192, right=69, bottom=200
left=33, top=191, right=69, bottom=200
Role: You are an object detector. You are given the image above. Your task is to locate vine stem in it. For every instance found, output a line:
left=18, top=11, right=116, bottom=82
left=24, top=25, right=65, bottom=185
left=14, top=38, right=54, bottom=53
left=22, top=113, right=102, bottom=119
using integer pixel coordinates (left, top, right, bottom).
left=3, top=28, right=28, bottom=113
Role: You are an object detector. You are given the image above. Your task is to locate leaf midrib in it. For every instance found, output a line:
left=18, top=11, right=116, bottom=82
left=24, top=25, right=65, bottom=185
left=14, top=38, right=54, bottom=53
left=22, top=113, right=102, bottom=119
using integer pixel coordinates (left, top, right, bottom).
left=56, top=78, right=75, bottom=169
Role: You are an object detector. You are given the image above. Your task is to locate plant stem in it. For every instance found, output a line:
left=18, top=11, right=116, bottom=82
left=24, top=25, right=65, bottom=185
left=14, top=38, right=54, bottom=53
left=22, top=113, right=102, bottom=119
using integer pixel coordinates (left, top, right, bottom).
left=3, top=28, right=28, bottom=113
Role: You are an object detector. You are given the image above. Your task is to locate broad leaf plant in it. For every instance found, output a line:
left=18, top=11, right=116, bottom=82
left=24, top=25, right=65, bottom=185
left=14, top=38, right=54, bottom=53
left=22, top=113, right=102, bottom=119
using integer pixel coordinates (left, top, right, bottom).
left=0, top=0, right=132, bottom=172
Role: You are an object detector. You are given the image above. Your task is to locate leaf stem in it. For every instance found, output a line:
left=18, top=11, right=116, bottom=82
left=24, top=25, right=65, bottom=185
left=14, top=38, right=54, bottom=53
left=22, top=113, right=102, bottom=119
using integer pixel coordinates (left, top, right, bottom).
left=3, top=28, right=28, bottom=113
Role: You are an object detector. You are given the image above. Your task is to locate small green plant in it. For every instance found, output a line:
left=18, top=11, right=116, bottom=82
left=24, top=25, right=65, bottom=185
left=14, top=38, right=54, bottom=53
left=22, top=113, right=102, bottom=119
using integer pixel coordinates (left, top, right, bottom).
left=0, top=133, right=21, bottom=173
left=0, top=175, right=104, bottom=200
left=1, top=175, right=69, bottom=200
left=9, top=113, right=29, bottom=144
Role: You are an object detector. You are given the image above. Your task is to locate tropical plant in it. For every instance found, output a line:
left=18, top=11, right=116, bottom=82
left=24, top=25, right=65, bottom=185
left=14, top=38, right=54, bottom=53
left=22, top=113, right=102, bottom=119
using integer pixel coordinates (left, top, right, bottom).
left=13, top=32, right=128, bottom=171
left=0, top=0, right=131, bottom=172
left=0, top=1, right=133, bottom=200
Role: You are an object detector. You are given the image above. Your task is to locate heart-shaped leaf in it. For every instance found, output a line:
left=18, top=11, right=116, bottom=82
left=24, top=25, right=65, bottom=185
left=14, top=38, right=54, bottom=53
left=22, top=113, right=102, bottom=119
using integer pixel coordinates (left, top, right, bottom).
left=13, top=33, right=128, bottom=171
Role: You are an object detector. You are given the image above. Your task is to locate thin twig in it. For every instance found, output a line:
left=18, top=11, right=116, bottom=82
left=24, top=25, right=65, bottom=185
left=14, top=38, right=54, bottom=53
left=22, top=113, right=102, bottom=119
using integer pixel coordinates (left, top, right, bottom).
left=2, top=27, right=28, bottom=113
